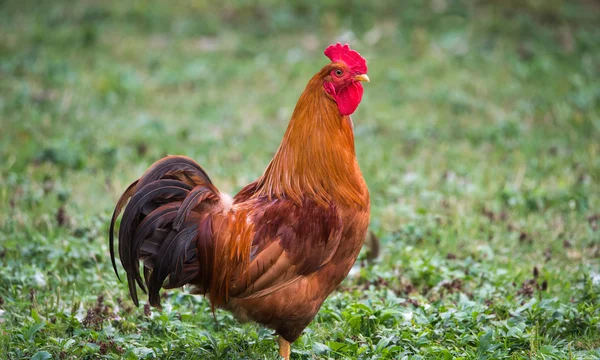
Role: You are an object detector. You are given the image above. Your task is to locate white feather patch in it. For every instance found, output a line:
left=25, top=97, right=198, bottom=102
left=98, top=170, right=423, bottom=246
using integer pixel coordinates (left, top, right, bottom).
left=220, top=193, right=234, bottom=212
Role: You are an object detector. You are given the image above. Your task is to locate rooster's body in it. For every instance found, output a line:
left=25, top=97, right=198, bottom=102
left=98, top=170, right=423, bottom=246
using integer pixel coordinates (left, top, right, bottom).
left=110, top=43, right=370, bottom=358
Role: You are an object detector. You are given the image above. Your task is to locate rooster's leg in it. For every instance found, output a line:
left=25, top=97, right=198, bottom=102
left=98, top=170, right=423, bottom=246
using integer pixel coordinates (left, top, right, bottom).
left=278, top=336, right=291, bottom=360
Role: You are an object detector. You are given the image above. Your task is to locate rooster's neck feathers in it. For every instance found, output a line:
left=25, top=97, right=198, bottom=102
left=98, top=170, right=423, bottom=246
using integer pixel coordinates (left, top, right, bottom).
left=254, top=68, right=368, bottom=208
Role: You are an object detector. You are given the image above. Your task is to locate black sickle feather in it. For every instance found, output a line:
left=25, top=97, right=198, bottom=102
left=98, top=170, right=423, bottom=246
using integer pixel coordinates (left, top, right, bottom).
left=140, top=228, right=169, bottom=261
left=129, top=202, right=181, bottom=292
left=109, top=155, right=220, bottom=308
left=134, top=203, right=180, bottom=258
left=109, top=180, right=138, bottom=282
left=137, top=156, right=212, bottom=190
left=119, top=179, right=192, bottom=302
left=173, top=185, right=219, bottom=231
left=196, top=215, right=215, bottom=293
left=111, top=155, right=211, bottom=284
left=165, top=228, right=200, bottom=288
left=119, top=180, right=191, bottom=265
left=148, top=226, right=198, bottom=307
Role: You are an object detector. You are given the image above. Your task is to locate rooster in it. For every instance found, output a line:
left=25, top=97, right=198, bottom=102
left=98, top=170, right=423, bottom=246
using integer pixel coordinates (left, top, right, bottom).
left=110, top=43, right=370, bottom=359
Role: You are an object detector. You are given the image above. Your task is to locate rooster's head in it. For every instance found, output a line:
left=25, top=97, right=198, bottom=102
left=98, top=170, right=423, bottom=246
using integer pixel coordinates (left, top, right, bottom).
left=322, top=43, right=369, bottom=116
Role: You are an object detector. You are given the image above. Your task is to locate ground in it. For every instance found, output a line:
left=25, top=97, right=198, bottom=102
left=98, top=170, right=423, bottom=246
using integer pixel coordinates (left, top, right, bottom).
left=0, top=0, right=599, bottom=359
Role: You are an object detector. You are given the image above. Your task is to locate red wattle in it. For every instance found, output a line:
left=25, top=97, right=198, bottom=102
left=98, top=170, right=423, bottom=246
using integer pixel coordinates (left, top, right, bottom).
left=334, top=82, right=363, bottom=116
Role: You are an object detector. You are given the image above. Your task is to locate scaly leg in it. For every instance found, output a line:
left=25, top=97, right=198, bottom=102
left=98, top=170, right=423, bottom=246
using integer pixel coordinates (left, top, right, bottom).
left=278, top=336, right=291, bottom=360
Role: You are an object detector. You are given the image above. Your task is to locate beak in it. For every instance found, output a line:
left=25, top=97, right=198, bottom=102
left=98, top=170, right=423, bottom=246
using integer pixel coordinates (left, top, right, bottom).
left=354, top=74, right=370, bottom=83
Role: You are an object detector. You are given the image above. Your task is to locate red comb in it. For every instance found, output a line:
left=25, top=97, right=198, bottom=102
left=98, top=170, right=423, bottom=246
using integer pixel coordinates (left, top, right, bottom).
left=324, top=43, right=367, bottom=74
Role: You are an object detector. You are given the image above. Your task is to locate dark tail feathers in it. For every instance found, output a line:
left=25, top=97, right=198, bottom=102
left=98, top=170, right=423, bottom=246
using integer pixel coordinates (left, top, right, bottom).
left=109, top=156, right=220, bottom=307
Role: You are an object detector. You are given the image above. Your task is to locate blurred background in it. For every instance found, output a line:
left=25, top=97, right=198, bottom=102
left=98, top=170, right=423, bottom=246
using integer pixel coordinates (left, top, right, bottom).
left=1, top=0, right=599, bottom=358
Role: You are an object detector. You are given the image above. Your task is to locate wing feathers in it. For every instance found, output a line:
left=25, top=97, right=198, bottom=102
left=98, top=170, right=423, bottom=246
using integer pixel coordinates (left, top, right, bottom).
left=237, top=249, right=295, bottom=298
left=226, top=198, right=343, bottom=300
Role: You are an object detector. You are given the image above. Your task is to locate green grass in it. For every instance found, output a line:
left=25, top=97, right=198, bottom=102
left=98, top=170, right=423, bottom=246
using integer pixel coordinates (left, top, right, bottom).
left=1, top=0, right=599, bottom=358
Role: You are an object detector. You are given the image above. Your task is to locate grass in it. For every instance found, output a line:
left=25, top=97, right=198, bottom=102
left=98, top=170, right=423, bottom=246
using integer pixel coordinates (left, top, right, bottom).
left=1, top=0, right=599, bottom=358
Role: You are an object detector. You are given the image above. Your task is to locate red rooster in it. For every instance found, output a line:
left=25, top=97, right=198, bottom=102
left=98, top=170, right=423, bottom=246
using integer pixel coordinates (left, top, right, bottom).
left=110, top=43, right=370, bottom=359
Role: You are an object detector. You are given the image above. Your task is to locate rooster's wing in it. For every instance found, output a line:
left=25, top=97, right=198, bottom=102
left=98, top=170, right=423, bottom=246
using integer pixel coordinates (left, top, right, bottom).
left=228, top=198, right=343, bottom=299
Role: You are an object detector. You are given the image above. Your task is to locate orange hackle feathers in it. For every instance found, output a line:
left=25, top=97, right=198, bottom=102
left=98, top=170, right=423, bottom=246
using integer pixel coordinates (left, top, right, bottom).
left=253, top=66, right=368, bottom=209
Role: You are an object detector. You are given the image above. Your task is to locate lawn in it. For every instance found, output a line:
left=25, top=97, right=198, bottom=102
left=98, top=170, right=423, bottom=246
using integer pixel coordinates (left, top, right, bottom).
left=0, top=0, right=599, bottom=359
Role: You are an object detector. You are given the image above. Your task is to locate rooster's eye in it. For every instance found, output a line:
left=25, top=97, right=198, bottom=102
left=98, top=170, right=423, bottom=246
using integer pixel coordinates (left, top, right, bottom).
left=335, top=69, right=343, bottom=77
